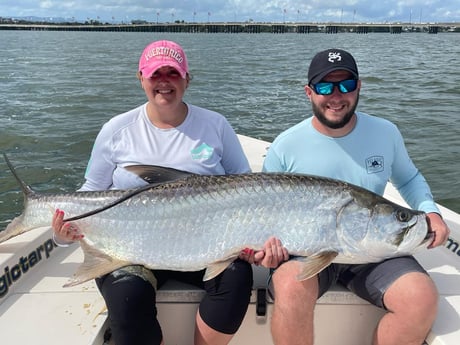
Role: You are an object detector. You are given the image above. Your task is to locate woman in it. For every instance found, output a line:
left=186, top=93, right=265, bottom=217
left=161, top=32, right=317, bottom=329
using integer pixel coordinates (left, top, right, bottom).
left=52, top=40, right=262, bottom=345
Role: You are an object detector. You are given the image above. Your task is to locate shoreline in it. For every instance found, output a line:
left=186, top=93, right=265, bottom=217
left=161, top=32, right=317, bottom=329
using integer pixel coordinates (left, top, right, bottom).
left=1, top=22, right=459, bottom=34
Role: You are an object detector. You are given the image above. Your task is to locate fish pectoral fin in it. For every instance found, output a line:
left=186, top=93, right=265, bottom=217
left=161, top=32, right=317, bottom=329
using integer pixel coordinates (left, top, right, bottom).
left=203, top=258, right=237, bottom=281
left=63, top=240, right=131, bottom=287
left=296, top=251, right=338, bottom=281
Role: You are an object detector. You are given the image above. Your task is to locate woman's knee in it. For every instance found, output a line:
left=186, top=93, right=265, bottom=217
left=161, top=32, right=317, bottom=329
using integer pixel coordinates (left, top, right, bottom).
left=96, top=268, right=163, bottom=345
left=200, top=260, right=253, bottom=334
left=97, top=268, right=157, bottom=313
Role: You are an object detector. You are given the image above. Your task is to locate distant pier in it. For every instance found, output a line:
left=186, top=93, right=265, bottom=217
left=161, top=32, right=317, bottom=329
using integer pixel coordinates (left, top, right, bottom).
left=0, top=22, right=458, bottom=34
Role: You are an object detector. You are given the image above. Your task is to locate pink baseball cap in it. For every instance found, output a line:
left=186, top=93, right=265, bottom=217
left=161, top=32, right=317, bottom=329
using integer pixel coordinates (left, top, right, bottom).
left=138, top=40, right=189, bottom=79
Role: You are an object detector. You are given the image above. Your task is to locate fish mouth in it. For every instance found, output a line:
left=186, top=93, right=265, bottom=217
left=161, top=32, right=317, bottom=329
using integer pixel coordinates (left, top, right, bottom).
left=424, top=231, right=435, bottom=246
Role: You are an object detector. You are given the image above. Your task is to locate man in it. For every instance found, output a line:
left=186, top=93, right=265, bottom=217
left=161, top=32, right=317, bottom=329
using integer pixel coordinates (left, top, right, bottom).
left=262, top=48, right=451, bottom=345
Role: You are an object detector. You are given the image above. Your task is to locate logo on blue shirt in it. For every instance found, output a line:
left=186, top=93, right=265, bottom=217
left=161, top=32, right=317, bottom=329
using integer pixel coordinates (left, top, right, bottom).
left=366, top=156, right=384, bottom=174
left=191, top=143, right=214, bottom=160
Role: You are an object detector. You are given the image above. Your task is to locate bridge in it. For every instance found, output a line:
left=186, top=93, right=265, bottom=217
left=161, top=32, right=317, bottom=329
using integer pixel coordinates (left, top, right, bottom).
left=1, top=22, right=459, bottom=34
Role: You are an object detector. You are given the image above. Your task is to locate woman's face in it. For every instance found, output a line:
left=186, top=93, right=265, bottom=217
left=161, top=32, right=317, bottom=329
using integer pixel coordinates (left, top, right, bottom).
left=140, top=66, right=189, bottom=108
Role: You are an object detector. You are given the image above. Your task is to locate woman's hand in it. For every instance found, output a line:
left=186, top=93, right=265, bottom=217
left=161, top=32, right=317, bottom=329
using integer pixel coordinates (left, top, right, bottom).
left=52, top=209, right=84, bottom=244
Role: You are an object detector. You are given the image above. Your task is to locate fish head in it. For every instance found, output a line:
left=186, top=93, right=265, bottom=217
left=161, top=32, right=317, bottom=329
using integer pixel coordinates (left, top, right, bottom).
left=365, top=202, right=430, bottom=259
left=338, top=190, right=430, bottom=262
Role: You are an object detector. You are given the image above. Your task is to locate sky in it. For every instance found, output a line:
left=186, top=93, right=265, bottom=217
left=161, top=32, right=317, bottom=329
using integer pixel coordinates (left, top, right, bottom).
left=1, top=0, right=459, bottom=24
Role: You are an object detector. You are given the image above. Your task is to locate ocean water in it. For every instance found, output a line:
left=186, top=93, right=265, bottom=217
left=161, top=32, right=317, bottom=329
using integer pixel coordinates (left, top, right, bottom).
left=1, top=31, right=459, bottom=230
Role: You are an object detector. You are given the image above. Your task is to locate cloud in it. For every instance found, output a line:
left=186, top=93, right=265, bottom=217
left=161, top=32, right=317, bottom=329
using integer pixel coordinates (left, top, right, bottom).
left=1, top=0, right=459, bottom=23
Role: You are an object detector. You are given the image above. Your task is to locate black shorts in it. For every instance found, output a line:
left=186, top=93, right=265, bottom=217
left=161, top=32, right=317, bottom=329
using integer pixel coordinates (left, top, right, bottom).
left=270, top=256, right=428, bottom=309
left=96, top=259, right=253, bottom=345
left=154, top=259, right=253, bottom=334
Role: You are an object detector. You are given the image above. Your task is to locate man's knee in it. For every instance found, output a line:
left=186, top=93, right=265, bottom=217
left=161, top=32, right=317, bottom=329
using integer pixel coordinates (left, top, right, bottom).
left=272, top=262, right=319, bottom=302
left=384, top=272, right=438, bottom=316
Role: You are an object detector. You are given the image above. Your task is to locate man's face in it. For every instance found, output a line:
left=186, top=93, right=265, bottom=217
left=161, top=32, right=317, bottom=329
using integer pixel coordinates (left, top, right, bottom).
left=306, top=70, right=360, bottom=130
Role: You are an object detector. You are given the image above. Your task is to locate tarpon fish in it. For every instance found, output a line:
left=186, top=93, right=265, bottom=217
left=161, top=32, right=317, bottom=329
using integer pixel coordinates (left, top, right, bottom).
left=0, top=154, right=432, bottom=287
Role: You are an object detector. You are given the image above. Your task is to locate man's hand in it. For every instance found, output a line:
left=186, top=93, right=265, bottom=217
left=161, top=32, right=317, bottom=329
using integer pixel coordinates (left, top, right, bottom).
left=426, top=212, right=450, bottom=249
left=239, top=237, right=288, bottom=268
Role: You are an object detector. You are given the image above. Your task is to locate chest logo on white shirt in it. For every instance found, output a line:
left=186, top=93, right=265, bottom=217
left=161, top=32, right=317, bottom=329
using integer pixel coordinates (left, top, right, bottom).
left=366, top=156, right=384, bottom=174
left=191, top=143, right=214, bottom=160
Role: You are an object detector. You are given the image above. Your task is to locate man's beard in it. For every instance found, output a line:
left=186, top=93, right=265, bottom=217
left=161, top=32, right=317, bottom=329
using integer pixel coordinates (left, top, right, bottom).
left=312, top=94, right=359, bottom=129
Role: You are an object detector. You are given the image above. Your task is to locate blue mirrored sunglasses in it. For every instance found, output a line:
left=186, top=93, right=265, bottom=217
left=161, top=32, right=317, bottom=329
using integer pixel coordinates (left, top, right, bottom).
left=312, top=79, right=358, bottom=95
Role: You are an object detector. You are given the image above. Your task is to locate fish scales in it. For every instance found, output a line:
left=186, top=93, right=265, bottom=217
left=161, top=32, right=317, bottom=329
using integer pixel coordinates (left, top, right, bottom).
left=1, top=172, right=430, bottom=285
left=99, top=174, right=341, bottom=265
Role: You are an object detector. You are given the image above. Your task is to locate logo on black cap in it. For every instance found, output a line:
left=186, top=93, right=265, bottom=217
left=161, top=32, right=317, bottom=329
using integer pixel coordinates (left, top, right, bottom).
left=308, top=48, right=359, bottom=85
left=327, top=52, right=343, bottom=63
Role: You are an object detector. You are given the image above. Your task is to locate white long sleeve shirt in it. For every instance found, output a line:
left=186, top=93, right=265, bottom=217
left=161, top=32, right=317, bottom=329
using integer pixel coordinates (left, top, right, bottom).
left=80, top=102, right=250, bottom=191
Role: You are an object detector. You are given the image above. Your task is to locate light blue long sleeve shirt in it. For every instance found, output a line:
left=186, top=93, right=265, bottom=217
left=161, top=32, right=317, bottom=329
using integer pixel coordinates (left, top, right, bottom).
left=263, top=112, right=439, bottom=214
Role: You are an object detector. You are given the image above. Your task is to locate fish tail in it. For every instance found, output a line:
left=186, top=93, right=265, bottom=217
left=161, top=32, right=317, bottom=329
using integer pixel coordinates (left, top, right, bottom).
left=0, top=216, right=29, bottom=243
left=0, top=154, right=37, bottom=243
left=3, top=153, right=35, bottom=198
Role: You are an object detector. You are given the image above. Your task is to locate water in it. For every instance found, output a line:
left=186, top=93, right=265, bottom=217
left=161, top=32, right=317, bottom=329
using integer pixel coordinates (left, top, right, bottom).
left=1, top=31, right=459, bottom=230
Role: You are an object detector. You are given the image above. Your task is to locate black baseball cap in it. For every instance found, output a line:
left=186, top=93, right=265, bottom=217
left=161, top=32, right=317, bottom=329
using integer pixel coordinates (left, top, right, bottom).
left=308, top=49, right=359, bottom=85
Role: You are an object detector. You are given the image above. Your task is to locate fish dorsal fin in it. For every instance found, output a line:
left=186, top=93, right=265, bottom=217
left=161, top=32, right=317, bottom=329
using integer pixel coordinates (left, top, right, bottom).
left=203, top=257, right=238, bottom=281
left=295, top=251, right=338, bottom=281
left=63, top=240, right=131, bottom=287
left=124, top=165, right=193, bottom=184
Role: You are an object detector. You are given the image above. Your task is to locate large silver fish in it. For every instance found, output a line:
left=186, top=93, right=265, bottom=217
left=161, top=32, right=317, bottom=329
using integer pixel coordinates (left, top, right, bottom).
left=0, top=155, right=432, bottom=287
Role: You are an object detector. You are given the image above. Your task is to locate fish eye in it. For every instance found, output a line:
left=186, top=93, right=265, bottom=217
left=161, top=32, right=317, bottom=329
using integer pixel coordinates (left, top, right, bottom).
left=395, top=209, right=411, bottom=222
